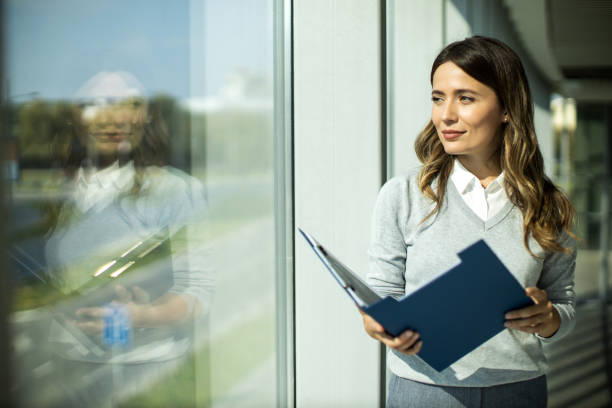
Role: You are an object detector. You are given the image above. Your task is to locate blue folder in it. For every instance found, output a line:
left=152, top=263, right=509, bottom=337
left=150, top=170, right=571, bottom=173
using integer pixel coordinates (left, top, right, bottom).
left=299, top=228, right=533, bottom=371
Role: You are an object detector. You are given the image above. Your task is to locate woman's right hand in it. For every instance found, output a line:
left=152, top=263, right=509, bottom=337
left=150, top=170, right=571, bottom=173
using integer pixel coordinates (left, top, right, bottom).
left=360, top=310, right=422, bottom=355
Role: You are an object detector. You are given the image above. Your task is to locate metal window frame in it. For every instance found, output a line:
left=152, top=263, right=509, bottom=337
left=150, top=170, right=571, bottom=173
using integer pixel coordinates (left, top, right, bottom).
left=0, top=0, right=15, bottom=404
left=380, top=1, right=391, bottom=406
left=273, top=0, right=295, bottom=407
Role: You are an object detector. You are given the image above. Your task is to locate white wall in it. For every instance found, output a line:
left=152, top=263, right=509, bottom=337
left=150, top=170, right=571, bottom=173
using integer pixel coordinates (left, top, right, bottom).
left=294, top=1, right=382, bottom=406
left=389, top=0, right=444, bottom=176
left=445, top=0, right=471, bottom=43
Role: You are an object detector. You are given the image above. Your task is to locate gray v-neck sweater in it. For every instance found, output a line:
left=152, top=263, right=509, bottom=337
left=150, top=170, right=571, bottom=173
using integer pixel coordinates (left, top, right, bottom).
left=367, top=173, right=576, bottom=387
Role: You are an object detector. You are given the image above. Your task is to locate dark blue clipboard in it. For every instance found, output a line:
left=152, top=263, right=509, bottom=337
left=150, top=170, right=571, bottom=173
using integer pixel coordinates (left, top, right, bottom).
left=299, top=228, right=533, bottom=371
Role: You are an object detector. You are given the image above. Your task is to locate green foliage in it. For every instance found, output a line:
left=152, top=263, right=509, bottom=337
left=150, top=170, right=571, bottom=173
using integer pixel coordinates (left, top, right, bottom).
left=199, top=108, right=273, bottom=176
left=11, top=95, right=274, bottom=176
left=119, top=313, right=274, bottom=407
left=15, top=100, right=82, bottom=166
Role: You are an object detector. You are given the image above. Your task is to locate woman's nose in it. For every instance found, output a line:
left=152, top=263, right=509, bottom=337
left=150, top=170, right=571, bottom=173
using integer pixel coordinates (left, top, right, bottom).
left=441, top=101, right=457, bottom=122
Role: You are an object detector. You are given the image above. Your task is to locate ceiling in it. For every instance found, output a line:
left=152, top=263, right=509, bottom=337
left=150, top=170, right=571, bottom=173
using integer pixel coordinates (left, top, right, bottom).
left=504, top=0, right=612, bottom=101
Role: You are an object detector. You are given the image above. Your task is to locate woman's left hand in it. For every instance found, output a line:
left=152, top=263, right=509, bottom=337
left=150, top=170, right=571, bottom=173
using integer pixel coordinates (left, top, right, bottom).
left=504, top=287, right=560, bottom=338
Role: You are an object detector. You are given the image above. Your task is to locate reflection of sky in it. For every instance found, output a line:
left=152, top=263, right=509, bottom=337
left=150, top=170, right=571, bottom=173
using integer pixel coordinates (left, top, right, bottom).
left=5, top=0, right=272, bottom=101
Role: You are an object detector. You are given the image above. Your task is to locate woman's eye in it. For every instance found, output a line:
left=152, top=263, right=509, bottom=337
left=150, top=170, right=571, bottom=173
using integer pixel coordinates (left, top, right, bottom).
left=459, top=95, right=474, bottom=102
left=431, top=96, right=442, bottom=103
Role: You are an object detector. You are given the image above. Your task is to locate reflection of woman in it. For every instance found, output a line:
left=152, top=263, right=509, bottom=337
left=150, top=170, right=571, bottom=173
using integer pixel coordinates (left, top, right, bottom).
left=45, top=72, right=212, bottom=405
left=363, top=37, right=576, bottom=407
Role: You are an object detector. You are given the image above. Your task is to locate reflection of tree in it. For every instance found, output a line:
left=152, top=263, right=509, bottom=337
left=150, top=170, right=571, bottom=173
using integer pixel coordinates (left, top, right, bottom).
left=220, top=67, right=272, bottom=102
left=14, top=96, right=178, bottom=169
left=16, top=100, right=82, bottom=168
left=12, top=93, right=273, bottom=176
left=202, top=109, right=272, bottom=175
left=148, top=94, right=192, bottom=171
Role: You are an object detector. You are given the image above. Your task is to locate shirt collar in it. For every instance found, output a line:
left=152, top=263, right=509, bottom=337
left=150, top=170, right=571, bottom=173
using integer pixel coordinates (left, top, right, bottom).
left=487, top=172, right=504, bottom=193
left=76, top=161, right=135, bottom=191
left=451, top=159, right=478, bottom=194
left=450, top=159, right=504, bottom=193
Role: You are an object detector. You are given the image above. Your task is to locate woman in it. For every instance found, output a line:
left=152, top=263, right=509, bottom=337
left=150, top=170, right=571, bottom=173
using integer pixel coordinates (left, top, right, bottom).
left=363, top=36, right=576, bottom=407
left=42, top=71, right=213, bottom=406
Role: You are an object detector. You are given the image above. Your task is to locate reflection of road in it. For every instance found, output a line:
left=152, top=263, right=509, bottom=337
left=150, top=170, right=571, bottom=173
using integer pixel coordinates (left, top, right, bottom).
left=8, top=175, right=273, bottom=282
left=207, top=215, right=275, bottom=338
left=205, top=174, right=273, bottom=208
left=11, top=213, right=278, bottom=407
left=10, top=175, right=278, bottom=406
left=206, top=214, right=277, bottom=406
left=215, top=354, right=276, bottom=408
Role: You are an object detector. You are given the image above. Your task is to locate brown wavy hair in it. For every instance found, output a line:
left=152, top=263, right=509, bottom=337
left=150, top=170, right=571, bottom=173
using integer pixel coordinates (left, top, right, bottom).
left=415, top=36, right=575, bottom=255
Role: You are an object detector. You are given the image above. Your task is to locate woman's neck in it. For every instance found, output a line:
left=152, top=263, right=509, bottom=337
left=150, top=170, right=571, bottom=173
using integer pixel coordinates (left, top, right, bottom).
left=88, top=153, right=130, bottom=170
left=456, top=156, right=501, bottom=188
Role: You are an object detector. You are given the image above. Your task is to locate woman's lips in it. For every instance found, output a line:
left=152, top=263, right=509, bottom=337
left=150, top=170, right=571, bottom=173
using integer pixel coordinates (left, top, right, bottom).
left=442, top=130, right=465, bottom=140
left=91, top=132, right=130, bottom=142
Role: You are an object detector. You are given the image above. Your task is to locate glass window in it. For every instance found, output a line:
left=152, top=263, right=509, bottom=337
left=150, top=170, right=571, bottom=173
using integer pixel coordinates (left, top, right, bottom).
left=2, top=0, right=286, bottom=406
left=571, top=104, right=607, bottom=250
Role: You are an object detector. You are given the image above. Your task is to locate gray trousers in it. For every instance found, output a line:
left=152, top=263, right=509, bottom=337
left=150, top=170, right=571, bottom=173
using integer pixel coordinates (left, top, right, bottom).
left=386, top=374, right=547, bottom=408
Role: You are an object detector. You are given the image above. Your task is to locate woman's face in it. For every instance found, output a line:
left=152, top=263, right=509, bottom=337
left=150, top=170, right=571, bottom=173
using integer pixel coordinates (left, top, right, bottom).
left=82, top=98, right=146, bottom=159
left=431, top=62, right=506, bottom=164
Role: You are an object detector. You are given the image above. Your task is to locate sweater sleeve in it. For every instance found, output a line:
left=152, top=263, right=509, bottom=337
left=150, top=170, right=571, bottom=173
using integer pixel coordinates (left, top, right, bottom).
left=367, top=177, right=410, bottom=300
left=147, top=169, right=215, bottom=315
left=536, top=231, right=577, bottom=343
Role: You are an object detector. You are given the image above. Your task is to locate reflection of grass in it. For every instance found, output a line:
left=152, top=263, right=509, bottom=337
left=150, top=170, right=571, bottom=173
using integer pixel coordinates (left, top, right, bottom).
left=205, top=183, right=273, bottom=240
left=118, top=349, right=199, bottom=408
left=12, top=169, right=66, bottom=196
left=206, top=218, right=252, bottom=242
left=208, top=312, right=275, bottom=403
left=119, top=312, right=275, bottom=407
left=208, top=184, right=272, bottom=219
left=12, top=283, right=66, bottom=311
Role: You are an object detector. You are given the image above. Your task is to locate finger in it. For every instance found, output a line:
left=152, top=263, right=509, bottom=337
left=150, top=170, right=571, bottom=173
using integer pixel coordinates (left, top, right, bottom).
left=363, top=314, right=385, bottom=333
left=388, top=331, right=412, bottom=348
left=365, top=320, right=384, bottom=335
left=397, top=333, right=421, bottom=352
left=525, top=287, right=548, bottom=304
left=505, top=313, right=551, bottom=328
left=510, top=323, right=546, bottom=334
left=114, top=285, right=132, bottom=303
left=399, top=340, right=423, bottom=356
left=374, top=330, right=409, bottom=346
left=76, top=307, right=106, bottom=319
left=386, top=331, right=418, bottom=349
left=375, top=332, right=396, bottom=344
left=505, top=303, right=548, bottom=320
left=132, top=286, right=150, bottom=303
left=75, top=320, right=104, bottom=334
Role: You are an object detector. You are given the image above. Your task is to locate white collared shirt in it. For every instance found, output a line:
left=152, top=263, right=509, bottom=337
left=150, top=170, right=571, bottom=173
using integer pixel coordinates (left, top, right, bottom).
left=450, top=159, right=509, bottom=221
left=74, top=161, right=135, bottom=212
